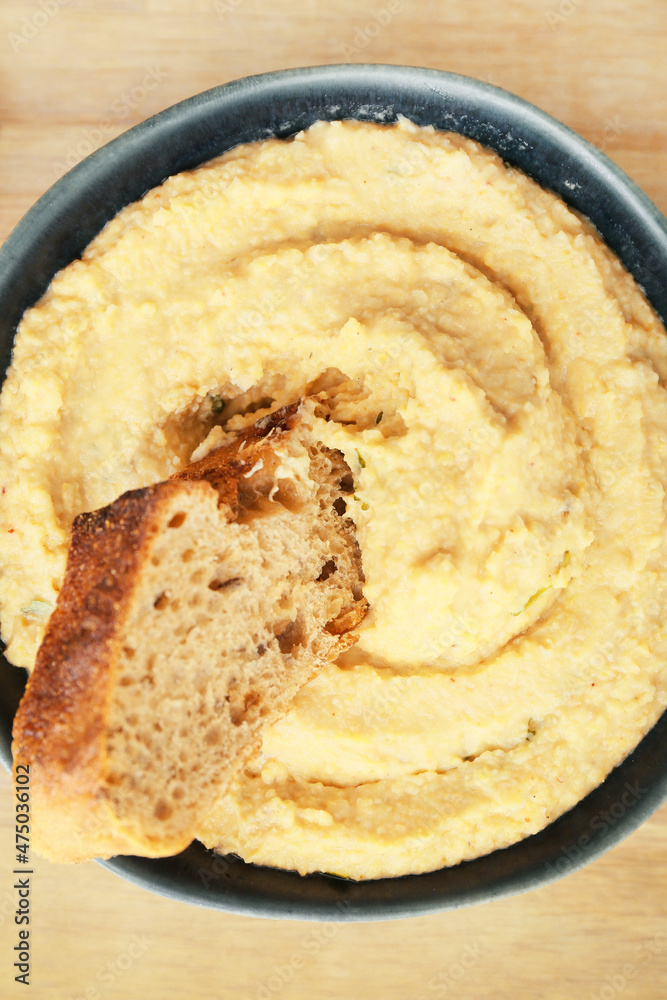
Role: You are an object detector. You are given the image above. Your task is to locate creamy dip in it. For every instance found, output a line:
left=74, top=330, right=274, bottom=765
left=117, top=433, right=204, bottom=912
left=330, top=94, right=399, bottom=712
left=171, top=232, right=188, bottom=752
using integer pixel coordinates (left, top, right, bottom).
left=2, top=118, right=667, bottom=878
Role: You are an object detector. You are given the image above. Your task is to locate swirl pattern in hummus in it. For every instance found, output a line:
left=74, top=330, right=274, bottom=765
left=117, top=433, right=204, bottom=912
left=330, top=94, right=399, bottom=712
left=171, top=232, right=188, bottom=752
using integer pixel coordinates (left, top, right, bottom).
left=2, top=118, right=667, bottom=878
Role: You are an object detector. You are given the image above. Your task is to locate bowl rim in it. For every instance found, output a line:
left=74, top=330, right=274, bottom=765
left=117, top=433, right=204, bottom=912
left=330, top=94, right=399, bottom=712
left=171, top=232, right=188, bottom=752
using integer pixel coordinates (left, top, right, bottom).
left=1, top=63, right=667, bottom=921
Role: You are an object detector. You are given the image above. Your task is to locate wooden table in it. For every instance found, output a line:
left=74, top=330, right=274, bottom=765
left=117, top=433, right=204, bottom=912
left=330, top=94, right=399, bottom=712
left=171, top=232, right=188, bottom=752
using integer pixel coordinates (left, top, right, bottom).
left=1, top=2, right=666, bottom=997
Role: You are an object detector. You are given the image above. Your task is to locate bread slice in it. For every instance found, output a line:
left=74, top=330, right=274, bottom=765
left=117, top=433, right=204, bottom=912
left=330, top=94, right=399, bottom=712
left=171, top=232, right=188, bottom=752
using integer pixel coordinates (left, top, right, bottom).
left=12, top=401, right=367, bottom=863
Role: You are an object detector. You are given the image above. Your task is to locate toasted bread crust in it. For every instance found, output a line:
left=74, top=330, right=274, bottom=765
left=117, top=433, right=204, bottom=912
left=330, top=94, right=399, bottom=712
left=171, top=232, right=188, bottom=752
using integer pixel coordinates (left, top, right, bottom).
left=14, top=407, right=302, bottom=776
left=13, top=483, right=205, bottom=774
left=11, top=403, right=367, bottom=863
left=12, top=481, right=228, bottom=861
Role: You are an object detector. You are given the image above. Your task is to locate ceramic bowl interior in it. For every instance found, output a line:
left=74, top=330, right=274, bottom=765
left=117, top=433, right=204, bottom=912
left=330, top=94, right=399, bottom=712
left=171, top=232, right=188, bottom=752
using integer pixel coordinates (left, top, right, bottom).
left=1, top=64, right=667, bottom=920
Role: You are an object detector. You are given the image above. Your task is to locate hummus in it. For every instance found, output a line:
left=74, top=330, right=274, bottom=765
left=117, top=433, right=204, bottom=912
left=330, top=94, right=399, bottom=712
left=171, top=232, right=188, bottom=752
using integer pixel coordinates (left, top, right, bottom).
left=2, top=118, right=667, bottom=879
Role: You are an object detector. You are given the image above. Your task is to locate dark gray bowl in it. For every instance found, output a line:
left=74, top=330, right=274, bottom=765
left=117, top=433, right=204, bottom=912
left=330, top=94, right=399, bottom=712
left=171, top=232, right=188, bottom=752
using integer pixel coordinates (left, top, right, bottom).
left=1, top=65, right=667, bottom=921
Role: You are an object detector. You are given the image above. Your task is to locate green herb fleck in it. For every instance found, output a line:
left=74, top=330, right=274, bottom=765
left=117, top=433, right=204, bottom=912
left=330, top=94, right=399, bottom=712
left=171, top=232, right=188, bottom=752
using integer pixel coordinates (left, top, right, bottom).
left=352, top=494, right=369, bottom=511
left=21, top=599, right=55, bottom=620
left=376, top=411, right=383, bottom=424
left=210, top=394, right=226, bottom=414
left=355, top=449, right=366, bottom=469
left=512, top=586, right=551, bottom=617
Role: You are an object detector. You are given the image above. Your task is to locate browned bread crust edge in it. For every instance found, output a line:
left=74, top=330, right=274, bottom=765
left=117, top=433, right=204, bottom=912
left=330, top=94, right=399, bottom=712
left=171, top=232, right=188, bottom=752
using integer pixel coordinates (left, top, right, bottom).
left=12, top=482, right=220, bottom=860
left=11, top=402, right=367, bottom=862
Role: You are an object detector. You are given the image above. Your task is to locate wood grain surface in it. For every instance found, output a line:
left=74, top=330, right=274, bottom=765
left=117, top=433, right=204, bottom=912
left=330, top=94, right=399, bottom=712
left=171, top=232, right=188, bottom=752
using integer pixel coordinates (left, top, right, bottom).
left=1, top=1, right=667, bottom=998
